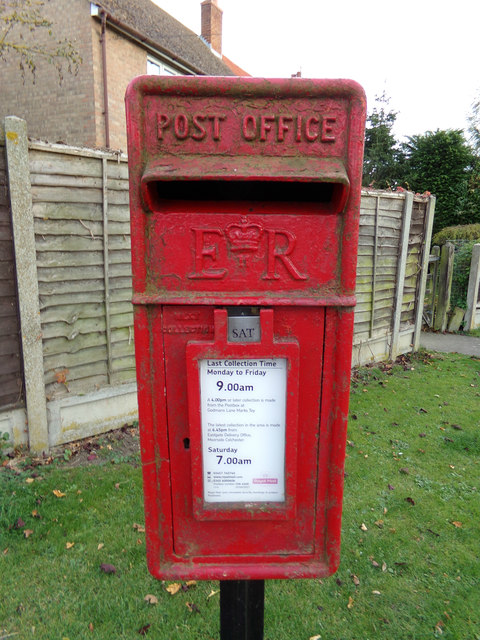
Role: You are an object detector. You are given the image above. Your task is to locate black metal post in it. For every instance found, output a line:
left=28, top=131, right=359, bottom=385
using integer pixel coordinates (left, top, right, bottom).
left=220, top=580, right=265, bottom=640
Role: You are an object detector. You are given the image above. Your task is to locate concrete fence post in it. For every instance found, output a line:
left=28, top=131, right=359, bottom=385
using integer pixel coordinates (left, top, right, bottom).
left=464, top=243, right=480, bottom=331
left=433, top=242, right=455, bottom=333
left=5, top=116, right=49, bottom=454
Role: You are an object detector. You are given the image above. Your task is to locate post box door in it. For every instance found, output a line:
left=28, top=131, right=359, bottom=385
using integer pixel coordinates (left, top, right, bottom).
left=162, top=305, right=326, bottom=558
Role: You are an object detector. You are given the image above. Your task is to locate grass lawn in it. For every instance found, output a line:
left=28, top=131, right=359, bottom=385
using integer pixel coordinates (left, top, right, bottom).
left=1, top=351, right=479, bottom=639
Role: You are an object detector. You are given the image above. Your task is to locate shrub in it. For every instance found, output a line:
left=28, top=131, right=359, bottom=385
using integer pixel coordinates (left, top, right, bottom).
left=450, top=242, right=475, bottom=310
left=432, top=223, right=480, bottom=246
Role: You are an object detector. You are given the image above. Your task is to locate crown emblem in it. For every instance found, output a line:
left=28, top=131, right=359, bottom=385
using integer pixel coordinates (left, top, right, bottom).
left=225, top=217, right=263, bottom=252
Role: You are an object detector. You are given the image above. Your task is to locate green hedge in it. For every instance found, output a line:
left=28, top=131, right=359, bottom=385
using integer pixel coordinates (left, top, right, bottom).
left=432, top=223, right=480, bottom=246
left=450, top=242, right=475, bottom=310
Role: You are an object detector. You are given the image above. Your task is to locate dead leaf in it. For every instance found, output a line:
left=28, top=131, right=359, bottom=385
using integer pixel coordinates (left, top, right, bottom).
left=451, top=521, right=463, bottom=528
left=347, top=596, right=354, bottom=609
left=382, top=562, right=387, bottom=572
left=310, top=636, right=322, bottom=640
left=14, top=518, right=26, bottom=529
left=53, top=489, right=66, bottom=498
left=372, top=590, right=381, bottom=595
left=185, top=580, right=197, bottom=587
left=388, top=484, right=395, bottom=490
left=399, top=468, right=409, bottom=475
left=32, top=509, right=40, bottom=518
left=66, top=542, right=75, bottom=549
left=186, top=602, right=200, bottom=613
left=25, top=477, right=35, bottom=484
left=100, top=563, right=117, bottom=574
left=435, top=621, right=444, bottom=634
left=97, top=543, right=104, bottom=550
left=133, top=523, right=145, bottom=533
left=166, top=582, right=182, bottom=595
left=351, top=574, right=360, bottom=586
left=406, top=497, right=415, bottom=505
left=88, top=622, right=94, bottom=632
left=371, top=559, right=380, bottom=568
left=144, top=594, right=158, bottom=605
left=138, top=624, right=150, bottom=635
left=375, top=520, right=384, bottom=528
left=55, top=369, right=69, bottom=385
left=207, top=589, right=220, bottom=599
left=360, top=523, right=368, bottom=531
left=24, top=529, right=34, bottom=538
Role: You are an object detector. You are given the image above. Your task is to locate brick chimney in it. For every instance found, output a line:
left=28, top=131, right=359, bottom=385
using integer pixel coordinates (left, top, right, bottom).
left=201, top=0, right=222, bottom=55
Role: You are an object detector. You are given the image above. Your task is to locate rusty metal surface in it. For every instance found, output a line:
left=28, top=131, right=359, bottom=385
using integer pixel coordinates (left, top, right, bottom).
left=126, top=77, right=366, bottom=580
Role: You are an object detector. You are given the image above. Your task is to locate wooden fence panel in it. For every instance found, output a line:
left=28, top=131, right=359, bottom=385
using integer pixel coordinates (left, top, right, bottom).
left=353, top=191, right=431, bottom=363
left=30, top=148, right=135, bottom=401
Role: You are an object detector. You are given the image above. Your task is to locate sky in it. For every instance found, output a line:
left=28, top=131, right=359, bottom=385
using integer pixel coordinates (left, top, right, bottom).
left=152, top=0, right=480, bottom=142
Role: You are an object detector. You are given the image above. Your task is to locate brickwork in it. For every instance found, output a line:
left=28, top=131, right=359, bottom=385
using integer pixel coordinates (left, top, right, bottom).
left=201, top=0, right=223, bottom=54
left=0, top=0, right=96, bottom=146
left=100, top=27, right=147, bottom=151
left=0, top=0, right=231, bottom=149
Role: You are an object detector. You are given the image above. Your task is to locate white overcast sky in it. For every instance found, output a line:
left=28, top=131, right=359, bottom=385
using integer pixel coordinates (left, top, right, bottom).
left=153, top=0, right=480, bottom=141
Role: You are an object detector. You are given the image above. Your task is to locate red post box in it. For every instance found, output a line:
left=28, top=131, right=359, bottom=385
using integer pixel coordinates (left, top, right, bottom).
left=125, top=77, right=366, bottom=581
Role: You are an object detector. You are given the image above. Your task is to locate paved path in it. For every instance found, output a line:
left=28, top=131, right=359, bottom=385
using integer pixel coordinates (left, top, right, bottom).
left=420, top=332, right=480, bottom=357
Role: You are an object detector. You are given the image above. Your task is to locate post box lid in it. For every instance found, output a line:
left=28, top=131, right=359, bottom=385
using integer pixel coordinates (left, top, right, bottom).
left=141, top=154, right=349, bottom=185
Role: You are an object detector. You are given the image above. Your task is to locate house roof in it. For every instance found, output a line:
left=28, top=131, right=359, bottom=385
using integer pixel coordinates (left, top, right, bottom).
left=95, top=0, right=235, bottom=76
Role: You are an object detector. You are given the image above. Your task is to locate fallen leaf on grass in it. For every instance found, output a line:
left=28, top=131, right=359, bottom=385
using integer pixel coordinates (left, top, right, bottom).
left=26, top=477, right=35, bottom=484
left=382, top=562, right=387, bottom=572
left=24, top=529, right=34, bottom=538
left=435, top=621, right=444, bottom=634
left=186, top=602, right=200, bottom=613
left=182, top=580, right=197, bottom=592
left=166, top=583, right=182, bottom=595
left=360, top=523, right=368, bottom=531
left=375, top=519, right=384, bottom=528
left=144, top=594, right=158, bottom=605
left=347, top=596, right=354, bottom=609
left=372, top=590, right=381, bottom=595
left=351, top=574, right=360, bottom=586
left=310, top=635, right=322, bottom=640
left=53, top=489, right=66, bottom=498
left=207, top=589, right=220, bottom=599
left=14, top=518, right=25, bottom=529
left=399, top=468, right=409, bottom=475
left=133, top=523, right=145, bottom=533
left=388, top=484, right=395, bottom=490
left=31, top=509, right=40, bottom=518
left=406, top=497, right=416, bottom=505
left=66, top=542, right=75, bottom=549
left=451, top=521, right=463, bottom=528
left=100, top=563, right=117, bottom=574
left=89, top=622, right=94, bottom=632
left=97, top=543, right=104, bottom=550
left=138, top=623, right=150, bottom=635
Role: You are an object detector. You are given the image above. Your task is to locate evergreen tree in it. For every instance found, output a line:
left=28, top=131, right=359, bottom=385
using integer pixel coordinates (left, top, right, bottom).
left=362, top=92, right=404, bottom=189
left=401, top=129, right=479, bottom=233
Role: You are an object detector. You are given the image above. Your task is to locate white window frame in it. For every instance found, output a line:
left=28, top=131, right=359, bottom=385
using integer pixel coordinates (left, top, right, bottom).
left=147, top=57, right=179, bottom=76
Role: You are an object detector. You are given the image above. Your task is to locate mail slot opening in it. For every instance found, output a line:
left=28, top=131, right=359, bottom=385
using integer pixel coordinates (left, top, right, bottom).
left=143, top=180, right=348, bottom=212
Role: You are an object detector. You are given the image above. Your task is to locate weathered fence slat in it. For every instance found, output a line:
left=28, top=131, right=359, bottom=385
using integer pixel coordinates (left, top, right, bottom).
left=433, top=241, right=454, bottom=332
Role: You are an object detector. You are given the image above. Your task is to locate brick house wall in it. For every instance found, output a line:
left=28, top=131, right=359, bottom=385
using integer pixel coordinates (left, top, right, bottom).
left=0, top=0, right=234, bottom=150
left=93, top=23, right=147, bottom=151
left=0, top=0, right=97, bottom=146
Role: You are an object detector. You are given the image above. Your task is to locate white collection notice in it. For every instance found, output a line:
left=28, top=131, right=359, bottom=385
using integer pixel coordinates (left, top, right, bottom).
left=199, top=358, right=287, bottom=503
